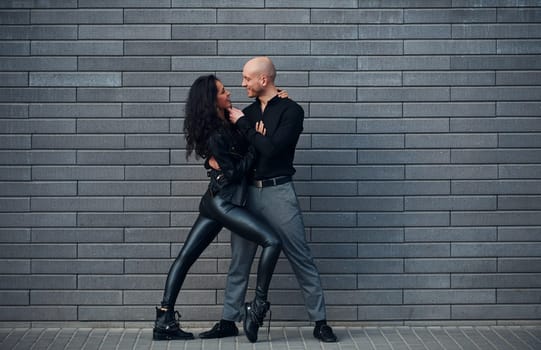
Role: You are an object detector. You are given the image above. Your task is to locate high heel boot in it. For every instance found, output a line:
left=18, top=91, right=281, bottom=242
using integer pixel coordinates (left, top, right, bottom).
left=243, top=298, right=270, bottom=343
left=153, top=307, right=194, bottom=340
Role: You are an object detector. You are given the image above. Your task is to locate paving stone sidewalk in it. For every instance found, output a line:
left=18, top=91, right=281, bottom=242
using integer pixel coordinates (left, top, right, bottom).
left=1, top=326, right=540, bottom=350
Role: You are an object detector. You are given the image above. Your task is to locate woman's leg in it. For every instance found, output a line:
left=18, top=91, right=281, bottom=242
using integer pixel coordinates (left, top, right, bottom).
left=202, top=195, right=281, bottom=303
left=201, top=194, right=281, bottom=342
left=154, top=213, right=222, bottom=340
left=161, top=214, right=222, bottom=308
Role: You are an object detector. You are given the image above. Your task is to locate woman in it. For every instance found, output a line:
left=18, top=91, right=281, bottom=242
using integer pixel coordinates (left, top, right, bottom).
left=153, top=75, right=282, bottom=343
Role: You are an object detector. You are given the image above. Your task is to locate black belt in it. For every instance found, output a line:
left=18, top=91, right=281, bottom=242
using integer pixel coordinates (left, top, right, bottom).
left=251, top=176, right=291, bottom=188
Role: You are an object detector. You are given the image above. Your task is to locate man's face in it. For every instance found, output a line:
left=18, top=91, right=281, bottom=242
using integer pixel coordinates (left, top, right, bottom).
left=241, top=65, right=264, bottom=98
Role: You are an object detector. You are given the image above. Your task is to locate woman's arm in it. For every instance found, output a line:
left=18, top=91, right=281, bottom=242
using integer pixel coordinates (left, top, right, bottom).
left=207, top=133, right=255, bottom=183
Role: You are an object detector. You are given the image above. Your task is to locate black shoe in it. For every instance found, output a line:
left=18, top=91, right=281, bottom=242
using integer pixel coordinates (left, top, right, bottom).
left=313, top=324, right=337, bottom=342
left=153, top=307, right=194, bottom=341
left=199, top=320, right=239, bottom=339
left=243, top=299, right=270, bottom=343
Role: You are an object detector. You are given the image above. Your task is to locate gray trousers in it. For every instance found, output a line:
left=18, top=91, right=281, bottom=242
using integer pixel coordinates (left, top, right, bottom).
left=222, top=181, right=327, bottom=322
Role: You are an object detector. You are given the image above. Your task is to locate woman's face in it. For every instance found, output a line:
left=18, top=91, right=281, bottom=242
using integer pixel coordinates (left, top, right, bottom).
left=215, top=80, right=232, bottom=111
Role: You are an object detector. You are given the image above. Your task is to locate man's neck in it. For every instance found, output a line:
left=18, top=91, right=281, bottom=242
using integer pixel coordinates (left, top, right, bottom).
left=258, top=87, right=278, bottom=112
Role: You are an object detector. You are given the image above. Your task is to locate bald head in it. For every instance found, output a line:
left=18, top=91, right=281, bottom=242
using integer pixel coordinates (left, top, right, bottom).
left=241, top=56, right=278, bottom=99
left=244, top=56, right=276, bottom=83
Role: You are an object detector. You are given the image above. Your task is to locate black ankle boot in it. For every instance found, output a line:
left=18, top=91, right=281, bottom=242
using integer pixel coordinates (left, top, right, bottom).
left=199, top=319, right=239, bottom=339
left=153, top=307, right=194, bottom=341
left=243, top=299, right=270, bottom=343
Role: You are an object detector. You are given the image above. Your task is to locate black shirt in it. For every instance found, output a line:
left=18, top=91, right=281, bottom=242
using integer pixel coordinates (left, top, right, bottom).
left=236, top=95, right=304, bottom=180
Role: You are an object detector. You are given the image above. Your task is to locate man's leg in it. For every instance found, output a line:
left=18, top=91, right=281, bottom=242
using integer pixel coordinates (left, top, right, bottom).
left=248, top=182, right=326, bottom=321
left=199, top=233, right=257, bottom=339
left=251, top=182, right=337, bottom=341
left=222, top=232, right=258, bottom=321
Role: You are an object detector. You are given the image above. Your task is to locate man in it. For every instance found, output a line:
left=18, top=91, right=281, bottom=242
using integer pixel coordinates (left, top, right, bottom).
left=199, top=57, right=337, bottom=342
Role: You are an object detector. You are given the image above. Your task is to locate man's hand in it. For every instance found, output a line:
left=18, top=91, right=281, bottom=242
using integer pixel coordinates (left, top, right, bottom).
left=255, top=121, right=266, bottom=135
left=208, top=156, right=220, bottom=170
left=228, top=107, right=245, bottom=124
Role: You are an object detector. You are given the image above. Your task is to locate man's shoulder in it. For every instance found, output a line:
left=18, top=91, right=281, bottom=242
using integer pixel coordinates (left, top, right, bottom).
left=277, top=96, right=301, bottom=107
left=280, top=97, right=304, bottom=115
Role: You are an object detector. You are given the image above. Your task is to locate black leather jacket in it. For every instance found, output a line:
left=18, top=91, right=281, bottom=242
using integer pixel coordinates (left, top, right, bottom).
left=205, top=124, right=255, bottom=206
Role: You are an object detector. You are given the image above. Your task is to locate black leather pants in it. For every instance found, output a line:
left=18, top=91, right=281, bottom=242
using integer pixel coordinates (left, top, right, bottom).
left=161, top=191, right=281, bottom=309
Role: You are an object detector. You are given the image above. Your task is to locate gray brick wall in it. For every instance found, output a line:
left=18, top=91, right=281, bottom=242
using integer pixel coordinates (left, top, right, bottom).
left=0, top=1, right=540, bottom=326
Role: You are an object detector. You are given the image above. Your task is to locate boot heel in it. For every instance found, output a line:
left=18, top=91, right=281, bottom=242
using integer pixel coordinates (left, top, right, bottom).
left=243, top=300, right=270, bottom=343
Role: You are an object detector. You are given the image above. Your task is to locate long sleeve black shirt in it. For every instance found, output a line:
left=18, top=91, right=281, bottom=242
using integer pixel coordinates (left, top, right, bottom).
left=236, top=95, right=304, bottom=180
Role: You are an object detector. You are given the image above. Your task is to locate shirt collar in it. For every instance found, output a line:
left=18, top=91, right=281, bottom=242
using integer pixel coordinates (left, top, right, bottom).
left=256, top=94, right=280, bottom=106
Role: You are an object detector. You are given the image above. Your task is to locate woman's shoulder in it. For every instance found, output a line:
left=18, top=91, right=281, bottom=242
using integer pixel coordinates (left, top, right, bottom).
left=207, top=126, right=231, bottom=147
left=207, top=129, right=223, bottom=144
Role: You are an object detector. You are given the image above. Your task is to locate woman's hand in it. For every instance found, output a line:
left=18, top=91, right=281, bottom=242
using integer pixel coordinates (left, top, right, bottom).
left=208, top=156, right=220, bottom=170
left=277, top=88, right=288, bottom=98
left=256, top=121, right=266, bottom=135
left=228, top=107, right=245, bottom=124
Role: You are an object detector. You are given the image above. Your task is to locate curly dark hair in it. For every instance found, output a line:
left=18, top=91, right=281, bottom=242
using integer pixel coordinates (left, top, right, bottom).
left=183, top=75, right=227, bottom=159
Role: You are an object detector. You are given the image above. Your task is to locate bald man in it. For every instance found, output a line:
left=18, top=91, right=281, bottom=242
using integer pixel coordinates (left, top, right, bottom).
left=199, top=57, right=337, bottom=342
